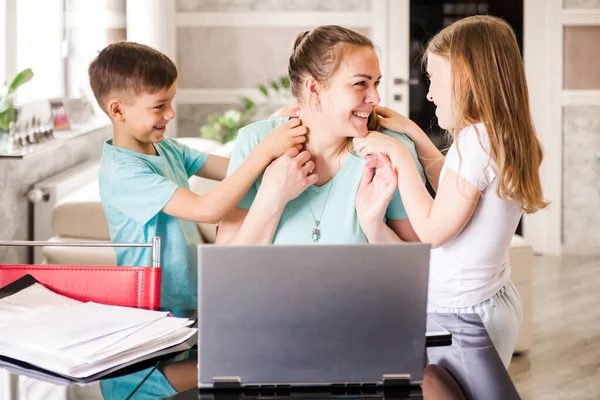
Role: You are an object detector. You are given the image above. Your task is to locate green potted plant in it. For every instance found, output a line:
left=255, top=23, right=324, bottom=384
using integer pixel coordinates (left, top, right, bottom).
left=256, top=75, right=292, bottom=105
left=200, top=75, right=292, bottom=144
left=0, top=68, right=34, bottom=132
left=200, top=98, right=256, bottom=144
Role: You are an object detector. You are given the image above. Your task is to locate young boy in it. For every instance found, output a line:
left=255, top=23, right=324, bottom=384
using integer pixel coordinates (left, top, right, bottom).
left=88, top=41, right=307, bottom=308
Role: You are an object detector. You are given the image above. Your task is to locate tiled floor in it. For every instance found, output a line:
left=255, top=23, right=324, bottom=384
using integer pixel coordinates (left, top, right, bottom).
left=508, top=254, right=600, bottom=399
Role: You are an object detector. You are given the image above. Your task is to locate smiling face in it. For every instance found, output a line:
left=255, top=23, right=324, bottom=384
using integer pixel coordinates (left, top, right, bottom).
left=426, top=52, right=455, bottom=130
left=316, top=46, right=381, bottom=139
left=122, top=82, right=177, bottom=144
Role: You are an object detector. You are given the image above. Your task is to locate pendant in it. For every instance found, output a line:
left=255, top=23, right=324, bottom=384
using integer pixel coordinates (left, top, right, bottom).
left=312, top=220, right=321, bottom=243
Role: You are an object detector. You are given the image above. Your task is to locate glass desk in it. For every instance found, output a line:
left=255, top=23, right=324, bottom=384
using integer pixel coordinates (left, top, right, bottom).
left=0, top=312, right=520, bottom=400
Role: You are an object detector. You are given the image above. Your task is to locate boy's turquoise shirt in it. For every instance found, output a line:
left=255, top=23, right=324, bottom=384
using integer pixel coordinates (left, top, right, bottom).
left=227, top=118, right=425, bottom=244
left=99, top=136, right=208, bottom=308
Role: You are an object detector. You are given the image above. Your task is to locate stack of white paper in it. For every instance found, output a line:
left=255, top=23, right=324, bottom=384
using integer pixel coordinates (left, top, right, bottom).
left=0, top=283, right=196, bottom=378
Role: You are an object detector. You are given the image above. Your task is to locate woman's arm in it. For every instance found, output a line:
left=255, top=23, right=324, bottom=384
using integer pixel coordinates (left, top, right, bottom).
left=356, top=154, right=417, bottom=244
left=388, top=219, right=420, bottom=242
left=216, top=194, right=285, bottom=245
left=360, top=219, right=419, bottom=244
left=216, top=149, right=318, bottom=245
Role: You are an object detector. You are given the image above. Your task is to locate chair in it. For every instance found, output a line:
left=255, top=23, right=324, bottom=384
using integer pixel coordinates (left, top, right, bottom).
left=0, top=237, right=161, bottom=309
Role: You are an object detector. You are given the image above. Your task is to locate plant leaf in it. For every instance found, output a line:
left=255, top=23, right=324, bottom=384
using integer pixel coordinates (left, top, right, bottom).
left=257, top=84, right=268, bottom=97
left=240, top=97, right=255, bottom=111
left=207, top=114, right=220, bottom=124
left=269, top=80, right=279, bottom=92
left=8, top=68, right=34, bottom=95
left=0, top=95, right=11, bottom=113
left=201, top=125, right=219, bottom=140
left=280, top=76, right=290, bottom=89
left=0, top=104, right=15, bottom=131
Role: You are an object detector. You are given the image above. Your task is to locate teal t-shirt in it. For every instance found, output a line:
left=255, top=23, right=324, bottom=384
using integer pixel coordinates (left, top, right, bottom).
left=98, top=136, right=208, bottom=308
left=227, top=118, right=425, bottom=244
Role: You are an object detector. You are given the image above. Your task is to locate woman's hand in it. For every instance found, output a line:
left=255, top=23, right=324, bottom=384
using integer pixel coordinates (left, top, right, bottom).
left=356, top=153, right=398, bottom=235
left=375, top=105, right=418, bottom=136
left=269, top=103, right=300, bottom=120
left=256, top=148, right=319, bottom=210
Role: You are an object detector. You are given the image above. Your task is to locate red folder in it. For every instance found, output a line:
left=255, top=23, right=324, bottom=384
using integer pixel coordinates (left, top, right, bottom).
left=0, top=237, right=162, bottom=309
left=0, top=265, right=161, bottom=309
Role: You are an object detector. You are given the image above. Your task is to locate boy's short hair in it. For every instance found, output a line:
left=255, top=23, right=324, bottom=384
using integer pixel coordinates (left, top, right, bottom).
left=88, top=41, right=178, bottom=113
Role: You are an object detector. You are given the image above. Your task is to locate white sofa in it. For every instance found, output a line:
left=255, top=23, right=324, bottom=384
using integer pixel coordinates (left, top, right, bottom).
left=509, top=234, right=534, bottom=353
left=43, top=137, right=534, bottom=353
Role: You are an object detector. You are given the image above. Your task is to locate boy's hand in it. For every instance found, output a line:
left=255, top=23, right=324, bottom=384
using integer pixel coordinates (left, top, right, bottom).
left=258, top=118, right=308, bottom=160
left=269, top=103, right=300, bottom=120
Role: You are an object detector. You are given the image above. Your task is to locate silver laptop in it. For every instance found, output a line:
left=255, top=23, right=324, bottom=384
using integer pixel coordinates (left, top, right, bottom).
left=197, top=244, right=430, bottom=392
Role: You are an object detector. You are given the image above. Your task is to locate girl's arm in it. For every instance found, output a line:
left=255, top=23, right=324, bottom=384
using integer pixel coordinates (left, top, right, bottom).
left=354, top=132, right=480, bottom=248
left=376, top=105, right=446, bottom=190
left=389, top=143, right=480, bottom=248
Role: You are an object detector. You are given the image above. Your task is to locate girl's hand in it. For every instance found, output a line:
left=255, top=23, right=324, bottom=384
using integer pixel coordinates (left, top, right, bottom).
left=269, top=103, right=300, bottom=120
left=356, top=153, right=398, bottom=233
left=353, top=131, right=403, bottom=159
left=375, top=105, right=417, bottom=136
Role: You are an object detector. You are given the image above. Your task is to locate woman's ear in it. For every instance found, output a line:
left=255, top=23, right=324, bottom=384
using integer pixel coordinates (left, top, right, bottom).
left=303, top=77, right=321, bottom=111
left=108, top=98, right=126, bottom=122
left=303, top=77, right=321, bottom=99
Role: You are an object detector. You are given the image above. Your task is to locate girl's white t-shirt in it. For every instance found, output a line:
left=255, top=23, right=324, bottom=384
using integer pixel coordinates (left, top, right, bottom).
left=428, top=123, right=523, bottom=308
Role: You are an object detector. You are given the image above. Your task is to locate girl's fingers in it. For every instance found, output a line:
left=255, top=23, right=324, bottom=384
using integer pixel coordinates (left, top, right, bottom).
left=375, top=105, right=391, bottom=117
left=359, top=163, right=375, bottom=189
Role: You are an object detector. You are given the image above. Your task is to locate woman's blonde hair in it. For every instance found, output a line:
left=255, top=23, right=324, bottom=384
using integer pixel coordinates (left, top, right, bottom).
left=424, top=15, right=548, bottom=213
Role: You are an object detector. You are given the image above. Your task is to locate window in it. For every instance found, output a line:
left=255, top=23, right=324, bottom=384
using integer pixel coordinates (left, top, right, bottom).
left=0, top=0, right=9, bottom=85
left=15, top=0, right=65, bottom=102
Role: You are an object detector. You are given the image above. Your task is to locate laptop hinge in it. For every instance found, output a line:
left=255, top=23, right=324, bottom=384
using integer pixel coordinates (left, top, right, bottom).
left=382, top=374, right=411, bottom=386
left=212, top=376, right=241, bottom=389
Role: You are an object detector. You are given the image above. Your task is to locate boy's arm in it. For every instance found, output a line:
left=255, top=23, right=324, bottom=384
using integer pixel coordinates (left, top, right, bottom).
left=164, top=119, right=307, bottom=224
left=194, top=154, right=229, bottom=181
left=163, top=147, right=272, bottom=224
left=193, top=118, right=307, bottom=183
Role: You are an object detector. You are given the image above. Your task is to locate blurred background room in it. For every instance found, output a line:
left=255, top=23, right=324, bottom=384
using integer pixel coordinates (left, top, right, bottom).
left=0, top=1, right=599, bottom=399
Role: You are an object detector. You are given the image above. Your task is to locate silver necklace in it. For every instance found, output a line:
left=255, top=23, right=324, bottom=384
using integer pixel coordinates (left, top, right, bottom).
left=307, top=156, right=342, bottom=244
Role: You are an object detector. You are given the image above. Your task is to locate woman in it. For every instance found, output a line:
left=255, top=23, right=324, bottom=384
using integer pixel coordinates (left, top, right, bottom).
left=216, top=25, right=424, bottom=245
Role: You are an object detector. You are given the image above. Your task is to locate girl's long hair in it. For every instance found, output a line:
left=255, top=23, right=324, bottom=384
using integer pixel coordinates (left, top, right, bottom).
left=424, top=15, right=549, bottom=213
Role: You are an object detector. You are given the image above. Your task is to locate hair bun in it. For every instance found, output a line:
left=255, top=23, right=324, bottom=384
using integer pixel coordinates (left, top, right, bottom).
left=293, top=31, right=310, bottom=52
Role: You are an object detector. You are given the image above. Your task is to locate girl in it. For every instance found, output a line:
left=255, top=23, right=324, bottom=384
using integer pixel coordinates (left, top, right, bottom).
left=353, top=15, right=548, bottom=368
